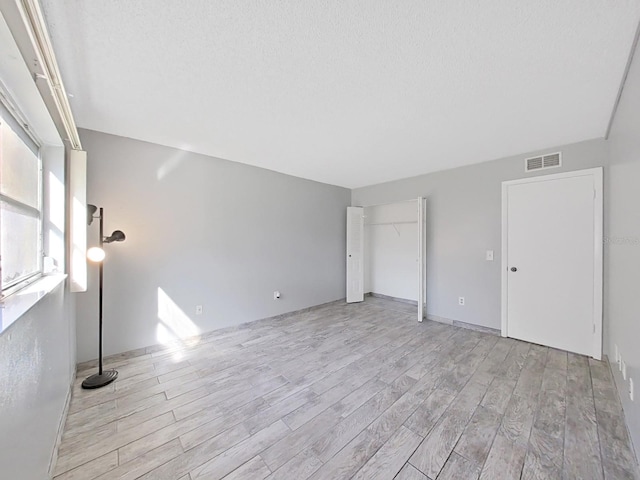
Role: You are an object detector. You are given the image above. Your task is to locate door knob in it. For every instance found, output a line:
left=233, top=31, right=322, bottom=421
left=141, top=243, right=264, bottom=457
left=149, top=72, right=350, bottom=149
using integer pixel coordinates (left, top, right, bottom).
left=510, top=267, right=517, bottom=272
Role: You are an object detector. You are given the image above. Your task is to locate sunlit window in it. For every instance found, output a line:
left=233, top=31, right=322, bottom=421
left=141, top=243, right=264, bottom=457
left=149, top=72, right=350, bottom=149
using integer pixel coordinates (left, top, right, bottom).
left=0, top=113, right=43, bottom=296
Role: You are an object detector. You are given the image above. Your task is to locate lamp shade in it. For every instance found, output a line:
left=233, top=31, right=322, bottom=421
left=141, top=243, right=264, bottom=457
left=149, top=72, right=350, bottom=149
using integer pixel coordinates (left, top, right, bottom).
left=87, top=204, right=98, bottom=225
left=104, top=230, right=126, bottom=243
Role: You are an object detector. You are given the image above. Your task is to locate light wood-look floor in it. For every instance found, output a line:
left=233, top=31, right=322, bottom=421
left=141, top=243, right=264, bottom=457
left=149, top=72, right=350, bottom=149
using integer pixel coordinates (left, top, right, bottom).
left=54, top=297, right=639, bottom=480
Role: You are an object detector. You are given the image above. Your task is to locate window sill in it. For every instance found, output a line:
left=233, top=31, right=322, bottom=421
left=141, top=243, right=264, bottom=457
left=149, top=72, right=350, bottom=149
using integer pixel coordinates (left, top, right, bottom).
left=0, top=273, right=67, bottom=335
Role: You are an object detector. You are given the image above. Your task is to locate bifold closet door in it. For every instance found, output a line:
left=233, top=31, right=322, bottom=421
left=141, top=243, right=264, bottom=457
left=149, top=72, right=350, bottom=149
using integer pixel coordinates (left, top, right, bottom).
left=346, top=206, right=364, bottom=303
left=418, top=197, right=426, bottom=322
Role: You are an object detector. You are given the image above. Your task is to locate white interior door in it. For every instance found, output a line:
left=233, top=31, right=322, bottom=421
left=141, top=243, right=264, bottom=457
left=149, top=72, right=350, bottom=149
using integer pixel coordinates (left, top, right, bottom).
left=346, top=207, right=364, bottom=303
left=503, top=169, right=602, bottom=357
left=418, top=197, right=426, bottom=322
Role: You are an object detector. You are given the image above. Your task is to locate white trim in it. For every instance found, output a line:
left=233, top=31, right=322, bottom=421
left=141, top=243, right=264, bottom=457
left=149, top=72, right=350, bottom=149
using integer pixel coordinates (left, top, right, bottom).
left=0, top=80, right=42, bottom=149
left=48, top=367, right=75, bottom=478
left=0, top=273, right=66, bottom=335
left=418, top=196, right=425, bottom=322
left=593, top=168, right=604, bottom=360
left=501, top=183, right=509, bottom=338
left=14, top=0, right=82, bottom=149
left=501, top=167, right=604, bottom=359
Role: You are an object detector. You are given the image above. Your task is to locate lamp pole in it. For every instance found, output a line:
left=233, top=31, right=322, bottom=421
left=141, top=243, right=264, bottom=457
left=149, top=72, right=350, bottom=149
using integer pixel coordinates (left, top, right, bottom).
left=82, top=205, right=122, bottom=389
left=98, top=207, right=104, bottom=377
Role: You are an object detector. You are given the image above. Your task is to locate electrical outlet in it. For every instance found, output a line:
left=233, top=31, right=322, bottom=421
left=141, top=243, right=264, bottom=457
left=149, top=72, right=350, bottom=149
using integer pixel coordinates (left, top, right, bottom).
left=622, top=359, right=627, bottom=380
left=619, top=354, right=623, bottom=371
left=630, top=378, right=634, bottom=401
left=458, top=297, right=465, bottom=306
left=195, top=305, right=203, bottom=315
left=273, top=291, right=281, bottom=300
left=486, top=250, right=494, bottom=261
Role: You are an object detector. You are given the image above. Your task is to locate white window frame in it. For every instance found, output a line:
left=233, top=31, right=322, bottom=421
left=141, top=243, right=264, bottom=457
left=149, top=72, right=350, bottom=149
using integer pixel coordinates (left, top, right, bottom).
left=0, top=108, right=45, bottom=298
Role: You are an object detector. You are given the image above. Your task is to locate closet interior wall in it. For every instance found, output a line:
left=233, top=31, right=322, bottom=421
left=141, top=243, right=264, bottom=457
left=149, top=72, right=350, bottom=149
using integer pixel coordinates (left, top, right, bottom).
left=363, top=200, right=419, bottom=303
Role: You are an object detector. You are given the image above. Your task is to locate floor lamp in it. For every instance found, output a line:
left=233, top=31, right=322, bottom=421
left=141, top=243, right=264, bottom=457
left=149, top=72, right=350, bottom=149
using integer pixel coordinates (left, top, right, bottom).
left=82, top=204, right=126, bottom=389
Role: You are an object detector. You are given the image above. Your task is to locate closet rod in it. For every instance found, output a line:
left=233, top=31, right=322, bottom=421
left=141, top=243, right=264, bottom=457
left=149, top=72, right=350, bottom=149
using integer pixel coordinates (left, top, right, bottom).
left=365, top=221, right=418, bottom=226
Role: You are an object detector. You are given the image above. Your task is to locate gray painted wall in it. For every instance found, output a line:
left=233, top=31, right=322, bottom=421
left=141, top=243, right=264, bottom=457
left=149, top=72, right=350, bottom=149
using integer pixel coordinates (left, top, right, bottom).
left=0, top=147, right=76, bottom=479
left=607, top=35, right=640, bottom=458
left=0, top=283, right=76, bottom=479
left=352, top=138, right=608, bottom=330
left=76, top=129, right=350, bottom=362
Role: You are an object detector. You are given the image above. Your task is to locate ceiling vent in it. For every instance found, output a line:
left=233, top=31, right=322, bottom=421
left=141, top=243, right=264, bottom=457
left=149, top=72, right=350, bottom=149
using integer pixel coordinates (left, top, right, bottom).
left=525, top=152, right=562, bottom=172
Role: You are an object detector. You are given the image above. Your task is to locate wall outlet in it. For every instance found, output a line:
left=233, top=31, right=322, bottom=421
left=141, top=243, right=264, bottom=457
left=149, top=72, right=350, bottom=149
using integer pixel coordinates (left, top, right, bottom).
left=273, top=291, right=281, bottom=300
left=619, top=353, right=623, bottom=371
left=622, top=359, right=627, bottom=380
left=630, top=378, right=634, bottom=401
left=195, top=305, right=203, bottom=315
left=458, top=297, right=465, bottom=306
left=486, top=250, right=494, bottom=261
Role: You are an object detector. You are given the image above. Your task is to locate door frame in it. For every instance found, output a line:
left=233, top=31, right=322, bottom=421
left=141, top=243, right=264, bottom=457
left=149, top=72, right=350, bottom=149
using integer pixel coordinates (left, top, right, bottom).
left=418, top=197, right=426, bottom=322
left=353, top=198, right=427, bottom=323
left=501, top=167, right=603, bottom=359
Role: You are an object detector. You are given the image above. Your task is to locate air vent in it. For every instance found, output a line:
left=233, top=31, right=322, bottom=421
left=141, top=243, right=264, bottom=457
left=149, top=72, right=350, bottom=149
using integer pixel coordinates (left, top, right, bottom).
left=543, top=152, right=561, bottom=168
left=525, top=152, right=562, bottom=172
left=526, top=156, right=543, bottom=171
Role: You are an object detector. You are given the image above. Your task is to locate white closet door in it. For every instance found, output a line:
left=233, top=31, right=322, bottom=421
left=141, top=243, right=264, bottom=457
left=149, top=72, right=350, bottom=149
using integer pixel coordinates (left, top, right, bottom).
left=346, top=207, right=364, bottom=303
left=418, top=197, right=426, bottom=322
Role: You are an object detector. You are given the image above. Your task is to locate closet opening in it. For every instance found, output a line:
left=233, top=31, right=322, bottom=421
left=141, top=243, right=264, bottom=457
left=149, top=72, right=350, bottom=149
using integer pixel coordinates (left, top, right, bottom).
left=346, top=198, right=426, bottom=322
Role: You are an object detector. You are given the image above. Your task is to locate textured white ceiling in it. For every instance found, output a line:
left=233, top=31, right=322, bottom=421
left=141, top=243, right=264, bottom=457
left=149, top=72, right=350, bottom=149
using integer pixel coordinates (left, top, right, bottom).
left=41, top=1, right=640, bottom=188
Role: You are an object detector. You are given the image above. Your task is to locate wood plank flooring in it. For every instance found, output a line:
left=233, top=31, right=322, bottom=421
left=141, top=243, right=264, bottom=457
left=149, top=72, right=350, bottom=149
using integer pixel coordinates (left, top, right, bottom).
left=54, top=297, right=639, bottom=479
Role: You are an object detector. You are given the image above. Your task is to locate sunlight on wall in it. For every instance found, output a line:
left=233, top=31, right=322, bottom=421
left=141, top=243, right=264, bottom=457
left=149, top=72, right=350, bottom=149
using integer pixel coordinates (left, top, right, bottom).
left=156, top=149, right=188, bottom=180
left=69, top=150, right=88, bottom=292
left=156, top=287, right=201, bottom=359
left=48, top=231, right=64, bottom=271
left=48, top=171, right=65, bottom=231
left=70, top=194, right=87, bottom=290
left=47, top=171, right=65, bottom=268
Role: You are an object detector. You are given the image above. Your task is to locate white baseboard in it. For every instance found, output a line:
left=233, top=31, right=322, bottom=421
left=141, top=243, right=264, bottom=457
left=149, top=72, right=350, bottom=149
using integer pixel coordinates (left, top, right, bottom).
left=427, top=314, right=500, bottom=336
left=367, top=292, right=418, bottom=306
left=48, top=367, right=75, bottom=479
left=605, top=354, right=640, bottom=469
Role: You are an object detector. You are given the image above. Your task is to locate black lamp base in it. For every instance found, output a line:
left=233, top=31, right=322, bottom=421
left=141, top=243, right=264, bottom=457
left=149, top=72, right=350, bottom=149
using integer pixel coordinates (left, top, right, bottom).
left=81, top=369, right=118, bottom=389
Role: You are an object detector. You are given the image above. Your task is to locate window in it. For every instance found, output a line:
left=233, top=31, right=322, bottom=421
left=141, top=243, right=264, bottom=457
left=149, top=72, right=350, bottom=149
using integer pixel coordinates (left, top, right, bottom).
left=0, top=113, right=43, bottom=296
